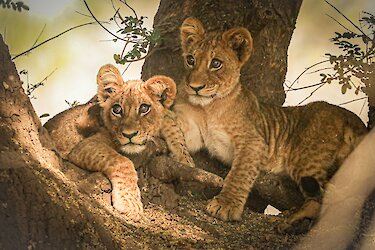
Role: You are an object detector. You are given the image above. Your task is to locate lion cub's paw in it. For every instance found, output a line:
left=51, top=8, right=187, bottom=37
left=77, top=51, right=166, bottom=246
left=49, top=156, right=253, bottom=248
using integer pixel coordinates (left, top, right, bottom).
left=277, top=218, right=313, bottom=235
left=206, top=195, right=243, bottom=221
left=278, top=199, right=320, bottom=234
left=112, top=186, right=143, bottom=219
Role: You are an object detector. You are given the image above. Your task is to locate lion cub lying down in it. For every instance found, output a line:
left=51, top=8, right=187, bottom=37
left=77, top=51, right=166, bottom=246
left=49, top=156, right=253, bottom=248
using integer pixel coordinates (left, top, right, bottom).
left=45, top=64, right=187, bottom=217
left=164, top=17, right=368, bottom=231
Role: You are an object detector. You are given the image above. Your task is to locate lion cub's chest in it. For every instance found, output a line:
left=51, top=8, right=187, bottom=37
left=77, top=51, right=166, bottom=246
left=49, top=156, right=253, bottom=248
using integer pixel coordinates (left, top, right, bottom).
left=204, top=124, right=234, bottom=165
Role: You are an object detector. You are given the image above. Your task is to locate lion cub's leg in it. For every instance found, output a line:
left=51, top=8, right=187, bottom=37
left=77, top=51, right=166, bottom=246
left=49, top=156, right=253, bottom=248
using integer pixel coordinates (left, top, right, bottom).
left=161, top=110, right=195, bottom=168
left=279, top=150, right=335, bottom=233
left=206, top=139, right=266, bottom=221
left=67, top=132, right=143, bottom=218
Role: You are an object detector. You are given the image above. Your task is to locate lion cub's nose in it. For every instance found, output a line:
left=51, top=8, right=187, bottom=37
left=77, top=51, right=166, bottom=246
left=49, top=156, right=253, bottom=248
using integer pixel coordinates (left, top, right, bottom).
left=122, top=131, right=139, bottom=139
left=189, top=84, right=206, bottom=93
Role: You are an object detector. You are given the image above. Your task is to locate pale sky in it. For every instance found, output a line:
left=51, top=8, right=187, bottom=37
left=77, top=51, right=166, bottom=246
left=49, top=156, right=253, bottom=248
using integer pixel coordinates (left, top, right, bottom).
left=0, top=0, right=373, bottom=124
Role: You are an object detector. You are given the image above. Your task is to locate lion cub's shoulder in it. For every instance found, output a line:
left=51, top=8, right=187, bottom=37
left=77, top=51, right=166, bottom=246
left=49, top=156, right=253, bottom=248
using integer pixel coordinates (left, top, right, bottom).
left=44, top=98, right=101, bottom=157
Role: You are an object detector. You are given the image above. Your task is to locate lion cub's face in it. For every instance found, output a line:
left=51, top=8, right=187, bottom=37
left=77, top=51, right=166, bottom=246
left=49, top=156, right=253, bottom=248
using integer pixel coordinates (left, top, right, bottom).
left=97, top=64, right=176, bottom=154
left=180, top=17, right=253, bottom=106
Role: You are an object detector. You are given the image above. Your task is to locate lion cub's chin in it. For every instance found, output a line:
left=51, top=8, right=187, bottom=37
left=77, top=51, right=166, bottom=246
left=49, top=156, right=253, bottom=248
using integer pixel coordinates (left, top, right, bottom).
left=188, top=95, right=214, bottom=106
left=120, top=144, right=147, bottom=154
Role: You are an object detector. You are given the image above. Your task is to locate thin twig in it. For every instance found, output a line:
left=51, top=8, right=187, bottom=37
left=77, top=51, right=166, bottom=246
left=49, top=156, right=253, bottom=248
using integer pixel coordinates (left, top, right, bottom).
left=113, top=8, right=123, bottom=29
left=126, top=55, right=147, bottom=63
left=326, top=14, right=353, bottom=33
left=119, top=0, right=138, bottom=19
left=83, top=0, right=128, bottom=42
left=307, top=66, right=333, bottom=74
left=39, top=68, right=57, bottom=82
left=109, top=0, right=123, bottom=29
left=287, top=59, right=330, bottom=92
left=31, top=24, right=46, bottom=48
left=359, top=97, right=367, bottom=116
left=298, top=82, right=326, bottom=105
left=12, top=21, right=97, bottom=60
left=122, top=63, right=132, bottom=75
left=120, top=38, right=130, bottom=58
left=284, top=82, right=325, bottom=91
left=26, top=68, right=57, bottom=96
left=339, top=96, right=367, bottom=106
left=75, top=10, right=92, bottom=18
left=325, top=0, right=369, bottom=39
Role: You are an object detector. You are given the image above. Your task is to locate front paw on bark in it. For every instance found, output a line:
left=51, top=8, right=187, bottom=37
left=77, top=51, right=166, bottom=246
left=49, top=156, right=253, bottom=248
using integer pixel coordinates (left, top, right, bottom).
left=206, top=195, right=243, bottom=221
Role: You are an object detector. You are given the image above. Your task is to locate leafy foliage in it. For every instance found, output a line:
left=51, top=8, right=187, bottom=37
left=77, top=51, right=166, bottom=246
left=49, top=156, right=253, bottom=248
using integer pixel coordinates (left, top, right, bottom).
left=82, top=0, right=160, bottom=66
left=0, top=0, right=29, bottom=12
left=320, top=11, right=374, bottom=103
left=96, top=1, right=160, bottom=65
left=112, top=15, right=160, bottom=64
left=113, top=18, right=160, bottom=65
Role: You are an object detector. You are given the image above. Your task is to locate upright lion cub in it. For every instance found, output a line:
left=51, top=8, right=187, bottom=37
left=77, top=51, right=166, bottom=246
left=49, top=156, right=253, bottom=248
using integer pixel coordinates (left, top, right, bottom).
left=163, top=17, right=367, bottom=231
left=45, top=64, right=182, bottom=217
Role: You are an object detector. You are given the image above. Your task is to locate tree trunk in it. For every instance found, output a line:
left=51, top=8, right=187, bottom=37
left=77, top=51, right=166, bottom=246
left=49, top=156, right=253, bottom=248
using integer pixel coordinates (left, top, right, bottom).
left=0, top=34, right=149, bottom=249
left=142, top=0, right=304, bottom=211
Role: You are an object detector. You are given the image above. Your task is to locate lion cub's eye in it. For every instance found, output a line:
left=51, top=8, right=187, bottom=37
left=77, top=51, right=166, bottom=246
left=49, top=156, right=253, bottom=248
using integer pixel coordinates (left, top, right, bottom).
left=210, top=59, right=222, bottom=70
left=139, top=103, right=151, bottom=116
left=111, top=104, right=122, bottom=116
left=186, top=55, right=195, bottom=67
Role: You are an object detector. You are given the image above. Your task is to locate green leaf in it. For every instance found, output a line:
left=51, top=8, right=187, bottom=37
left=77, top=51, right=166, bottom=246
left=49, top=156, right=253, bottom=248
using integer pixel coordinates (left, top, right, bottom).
left=341, top=84, right=347, bottom=94
left=133, top=49, right=141, bottom=58
left=113, top=54, right=121, bottom=63
left=122, top=26, right=133, bottom=33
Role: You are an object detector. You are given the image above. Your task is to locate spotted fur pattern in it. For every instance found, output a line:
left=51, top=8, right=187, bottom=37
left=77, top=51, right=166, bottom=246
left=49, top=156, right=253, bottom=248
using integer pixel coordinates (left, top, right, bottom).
left=45, top=64, right=190, bottom=217
left=162, top=17, right=367, bottom=229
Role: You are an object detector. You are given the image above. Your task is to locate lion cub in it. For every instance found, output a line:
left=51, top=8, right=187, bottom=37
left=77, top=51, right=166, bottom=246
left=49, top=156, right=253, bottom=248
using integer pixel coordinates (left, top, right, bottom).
left=163, top=17, right=367, bottom=230
left=45, top=64, right=186, bottom=217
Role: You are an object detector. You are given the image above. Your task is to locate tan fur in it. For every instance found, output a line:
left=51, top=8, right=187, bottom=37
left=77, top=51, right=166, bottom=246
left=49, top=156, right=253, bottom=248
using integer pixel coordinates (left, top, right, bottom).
left=162, top=17, right=368, bottom=227
left=294, top=128, right=375, bottom=249
left=44, top=64, right=192, bottom=218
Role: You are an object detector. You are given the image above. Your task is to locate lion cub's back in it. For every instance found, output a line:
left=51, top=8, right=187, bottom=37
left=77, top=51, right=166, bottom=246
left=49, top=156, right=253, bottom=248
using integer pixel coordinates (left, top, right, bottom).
left=294, top=101, right=366, bottom=136
left=44, top=103, right=101, bottom=158
left=288, top=101, right=367, bottom=163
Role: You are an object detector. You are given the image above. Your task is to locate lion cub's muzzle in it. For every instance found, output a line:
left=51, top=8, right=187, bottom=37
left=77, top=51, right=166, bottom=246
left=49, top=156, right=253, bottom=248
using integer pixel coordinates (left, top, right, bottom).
left=118, top=130, right=148, bottom=154
left=186, top=82, right=217, bottom=106
left=189, top=84, right=206, bottom=95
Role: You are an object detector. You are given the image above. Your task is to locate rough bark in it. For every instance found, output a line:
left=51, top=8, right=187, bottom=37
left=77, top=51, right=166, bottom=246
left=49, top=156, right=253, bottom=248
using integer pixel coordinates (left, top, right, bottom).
left=142, top=0, right=304, bottom=211
left=142, top=0, right=302, bottom=105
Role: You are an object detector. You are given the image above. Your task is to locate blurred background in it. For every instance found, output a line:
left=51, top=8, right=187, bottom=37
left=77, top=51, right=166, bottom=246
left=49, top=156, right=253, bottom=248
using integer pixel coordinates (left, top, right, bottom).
left=0, top=0, right=374, bottom=124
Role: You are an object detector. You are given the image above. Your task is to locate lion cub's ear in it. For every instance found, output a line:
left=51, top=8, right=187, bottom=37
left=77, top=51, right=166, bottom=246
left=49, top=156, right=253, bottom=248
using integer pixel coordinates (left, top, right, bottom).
left=222, top=27, right=253, bottom=65
left=180, top=17, right=205, bottom=52
left=143, top=75, right=177, bottom=108
left=97, top=64, right=124, bottom=103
